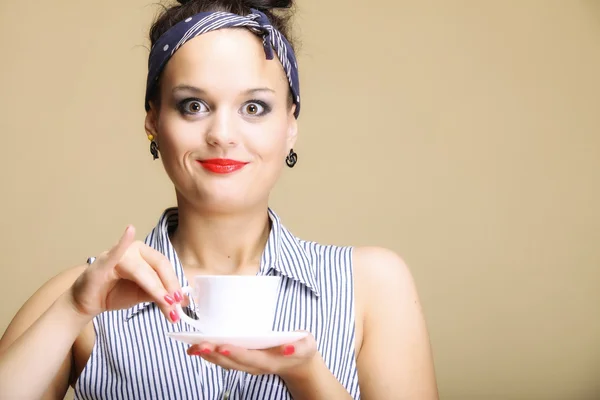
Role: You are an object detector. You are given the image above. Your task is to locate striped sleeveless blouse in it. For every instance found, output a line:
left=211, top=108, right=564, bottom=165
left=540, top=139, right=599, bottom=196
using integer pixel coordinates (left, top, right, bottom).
left=74, top=207, right=360, bottom=399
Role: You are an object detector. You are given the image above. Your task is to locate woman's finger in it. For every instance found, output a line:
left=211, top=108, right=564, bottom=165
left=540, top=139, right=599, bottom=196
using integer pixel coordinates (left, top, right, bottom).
left=212, top=345, right=275, bottom=373
left=269, top=334, right=315, bottom=358
left=193, top=347, right=262, bottom=375
left=187, top=342, right=215, bottom=356
left=117, top=256, right=178, bottom=323
left=104, top=225, right=136, bottom=267
left=139, top=245, right=182, bottom=301
left=187, top=343, right=247, bottom=371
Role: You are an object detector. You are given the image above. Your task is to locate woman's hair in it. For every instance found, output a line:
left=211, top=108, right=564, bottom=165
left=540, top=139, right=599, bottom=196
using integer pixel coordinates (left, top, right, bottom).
left=146, top=0, right=298, bottom=110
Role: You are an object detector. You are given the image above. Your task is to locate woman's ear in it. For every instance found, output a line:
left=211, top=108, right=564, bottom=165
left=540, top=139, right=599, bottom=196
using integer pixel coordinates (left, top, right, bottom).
left=144, top=107, right=159, bottom=141
left=287, top=106, right=298, bottom=149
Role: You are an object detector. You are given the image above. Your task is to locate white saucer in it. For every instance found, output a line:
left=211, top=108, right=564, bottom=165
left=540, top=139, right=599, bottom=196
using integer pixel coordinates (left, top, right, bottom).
left=166, top=330, right=308, bottom=350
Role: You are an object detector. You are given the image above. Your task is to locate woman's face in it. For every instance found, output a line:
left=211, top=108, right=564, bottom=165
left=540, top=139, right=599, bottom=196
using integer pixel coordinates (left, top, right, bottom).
left=145, top=28, right=297, bottom=213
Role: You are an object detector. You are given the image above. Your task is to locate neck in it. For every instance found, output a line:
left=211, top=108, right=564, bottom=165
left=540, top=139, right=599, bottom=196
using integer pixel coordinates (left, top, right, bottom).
left=170, top=195, right=271, bottom=277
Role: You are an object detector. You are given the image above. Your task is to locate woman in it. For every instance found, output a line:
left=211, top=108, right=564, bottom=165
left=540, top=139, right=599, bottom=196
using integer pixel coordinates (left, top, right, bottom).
left=0, top=0, right=438, bottom=398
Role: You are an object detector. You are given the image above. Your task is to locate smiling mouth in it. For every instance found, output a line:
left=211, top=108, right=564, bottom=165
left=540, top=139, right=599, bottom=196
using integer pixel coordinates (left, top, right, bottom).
left=196, top=158, right=249, bottom=174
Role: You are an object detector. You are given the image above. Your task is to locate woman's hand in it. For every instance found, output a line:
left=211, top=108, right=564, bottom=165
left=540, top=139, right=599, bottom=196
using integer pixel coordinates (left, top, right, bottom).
left=68, top=225, right=184, bottom=323
left=186, top=333, right=318, bottom=378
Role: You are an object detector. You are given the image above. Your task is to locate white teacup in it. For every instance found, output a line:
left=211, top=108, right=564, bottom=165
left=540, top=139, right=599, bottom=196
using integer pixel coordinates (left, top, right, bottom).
left=175, top=275, right=281, bottom=335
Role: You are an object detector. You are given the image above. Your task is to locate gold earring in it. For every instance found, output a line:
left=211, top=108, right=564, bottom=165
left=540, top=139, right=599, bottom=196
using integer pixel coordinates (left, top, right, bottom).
left=147, top=134, right=154, bottom=141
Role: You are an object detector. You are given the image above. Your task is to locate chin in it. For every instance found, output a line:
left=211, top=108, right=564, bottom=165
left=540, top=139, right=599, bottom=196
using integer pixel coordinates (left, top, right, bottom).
left=175, top=173, right=272, bottom=214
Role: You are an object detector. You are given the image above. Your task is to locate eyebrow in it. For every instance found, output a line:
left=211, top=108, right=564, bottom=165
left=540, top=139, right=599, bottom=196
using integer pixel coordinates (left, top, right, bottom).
left=171, top=85, right=275, bottom=96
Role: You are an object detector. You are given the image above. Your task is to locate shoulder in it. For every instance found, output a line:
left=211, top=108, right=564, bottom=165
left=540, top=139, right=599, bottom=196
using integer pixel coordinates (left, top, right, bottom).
left=351, top=247, right=439, bottom=398
left=294, top=238, right=410, bottom=282
left=289, top=225, right=412, bottom=290
left=352, top=246, right=413, bottom=287
left=351, top=246, right=423, bottom=317
left=351, top=246, right=419, bottom=321
left=295, top=240, right=415, bottom=299
left=296, top=238, right=407, bottom=272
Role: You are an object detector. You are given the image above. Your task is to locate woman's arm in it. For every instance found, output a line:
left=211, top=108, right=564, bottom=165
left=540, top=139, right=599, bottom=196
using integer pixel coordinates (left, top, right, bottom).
left=0, top=226, right=185, bottom=399
left=0, top=266, right=88, bottom=400
left=354, top=246, right=439, bottom=400
left=280, top=355, right=353, bottom=400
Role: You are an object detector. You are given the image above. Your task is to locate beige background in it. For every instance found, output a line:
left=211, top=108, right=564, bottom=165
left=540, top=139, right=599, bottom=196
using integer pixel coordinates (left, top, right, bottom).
left=1, top=0, right=599, bottom=399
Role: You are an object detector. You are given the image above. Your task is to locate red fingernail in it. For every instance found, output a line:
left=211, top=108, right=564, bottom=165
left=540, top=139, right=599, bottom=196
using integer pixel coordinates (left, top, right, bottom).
left=169, top=310, right=179, bottom=322
left=164, top=294, right=175, bottom=305
left=174, top=291, right=183, bottom=302
left=201, top=348, right=211, bottom=354
left=219, top=350, right=230, bottom=356
left=191, top=350, right=203, bottom=356
left=283, top=345, right=295, bottom=356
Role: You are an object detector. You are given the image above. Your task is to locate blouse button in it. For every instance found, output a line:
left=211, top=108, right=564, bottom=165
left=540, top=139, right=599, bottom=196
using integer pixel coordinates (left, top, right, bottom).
left=223, top=390, right=230, bottom=400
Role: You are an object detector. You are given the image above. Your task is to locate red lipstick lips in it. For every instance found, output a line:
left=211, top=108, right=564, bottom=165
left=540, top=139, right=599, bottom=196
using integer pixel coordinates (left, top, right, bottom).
left=197, top=158, right=248, bottom=174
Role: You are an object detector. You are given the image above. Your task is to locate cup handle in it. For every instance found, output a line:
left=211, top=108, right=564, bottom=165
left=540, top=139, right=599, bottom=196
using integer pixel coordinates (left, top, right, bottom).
left=175, top=286, right=204, bottom=333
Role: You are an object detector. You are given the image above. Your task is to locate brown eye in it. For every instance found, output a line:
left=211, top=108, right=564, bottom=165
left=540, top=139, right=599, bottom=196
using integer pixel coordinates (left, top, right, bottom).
left=246, top=104, right=258, bottom=114
left=187, top=101, right=202, bottom=113
left=241, top=101, right=268, bottom=116
left=178, top=99, right=208, bottom=115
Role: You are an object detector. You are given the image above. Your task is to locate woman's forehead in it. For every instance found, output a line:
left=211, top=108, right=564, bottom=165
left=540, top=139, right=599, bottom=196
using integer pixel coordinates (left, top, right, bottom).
left=161, top=29, right=288, bottom=94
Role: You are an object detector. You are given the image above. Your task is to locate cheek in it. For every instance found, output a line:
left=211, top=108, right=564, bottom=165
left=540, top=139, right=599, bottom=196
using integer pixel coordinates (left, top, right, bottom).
left=249, top=122, right=289, bottom=161
left=157, top=119, right=197, bottom=155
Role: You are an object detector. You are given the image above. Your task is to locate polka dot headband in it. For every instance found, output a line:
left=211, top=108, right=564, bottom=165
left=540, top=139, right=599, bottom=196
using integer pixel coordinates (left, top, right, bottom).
left=144, top=9, right=301, bottom=119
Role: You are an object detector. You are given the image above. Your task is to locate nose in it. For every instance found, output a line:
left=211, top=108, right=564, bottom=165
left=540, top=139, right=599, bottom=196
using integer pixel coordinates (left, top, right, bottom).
left=205, top=109, right=237, bottom=148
